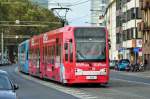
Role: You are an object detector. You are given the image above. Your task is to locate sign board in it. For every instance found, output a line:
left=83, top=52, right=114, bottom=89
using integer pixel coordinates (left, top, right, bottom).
left=136, top=39, right=142, bottom=47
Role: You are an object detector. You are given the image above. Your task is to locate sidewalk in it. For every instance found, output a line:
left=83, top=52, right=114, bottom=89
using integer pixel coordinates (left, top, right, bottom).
left=111, top=70, right=150, bottom=78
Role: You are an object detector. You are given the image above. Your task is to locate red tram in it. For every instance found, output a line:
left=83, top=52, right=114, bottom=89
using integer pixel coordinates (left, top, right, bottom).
left=29, top=26, right=109, bottom=84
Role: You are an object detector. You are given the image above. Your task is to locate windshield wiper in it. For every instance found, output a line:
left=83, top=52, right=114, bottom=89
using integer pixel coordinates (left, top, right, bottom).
left=77, top=50, right=86, bottom=59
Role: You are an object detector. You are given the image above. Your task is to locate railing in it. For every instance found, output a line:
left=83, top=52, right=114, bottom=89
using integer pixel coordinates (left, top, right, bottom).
left=140, top=21, right=150, bottom=31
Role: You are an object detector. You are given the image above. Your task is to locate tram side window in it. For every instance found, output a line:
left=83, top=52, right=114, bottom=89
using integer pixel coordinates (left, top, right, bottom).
left=26, top=51, right=28, bottom=60
left=56, top=45, right=61, bottom=64
left=51, top=46, right=55, bottom=64
left=47, top=47, right=49, bottom=64
left=43, top=46, right=47, bottom=64
left=37, top=49, right=40, bottom=63
left=64, top=43, right=68, bottom=61
left=45, top=46, right=48, bottom=64
left=29, top=49, right=32, bottom=61
left=38, top=49, right=40, bottom=60
left=47, top=46, right=51, bottom=64
left=35, top=49, right=38, bottom=66
left=34, top=49, right=37, bottom=66
left=35, top=49, right=37, bottom=66
left=44, top=46, right=47, bottom=64
left=21, top=47, right=26, bottom=63
left=43, top=47, right=44, bottom=63
left=70, top=42, right=73, bottom=62
left=31, top=49, right=33, bottom=64
left=33, top=49, right=35, bottom=65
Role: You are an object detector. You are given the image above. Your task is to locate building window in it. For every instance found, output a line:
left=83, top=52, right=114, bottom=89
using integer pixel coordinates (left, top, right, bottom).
left=123, top=8, right=142, bottom=23
left=130, top=8, right=135, bottom=19
left=116, top=33, right=122, bottom=44
left=123, top=30, right=127, bottom=41
left=127, top=10, right=131, bottom=21
left=127, top=29, right=129, bottom=40
left=137, top=8, right=142, bottom=19
left=116, top=0, right=122, bottom=10
left=116, top=16, right=122, bottom=27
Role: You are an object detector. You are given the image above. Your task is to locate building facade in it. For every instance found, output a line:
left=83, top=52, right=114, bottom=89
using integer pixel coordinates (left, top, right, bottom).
left=138, top=0, right=150, bottom=69
left=91, top=0, right=108, bottom=26
left=105, top=0, right=118, bottom=60
left=116, top=0, right=142, bottom=64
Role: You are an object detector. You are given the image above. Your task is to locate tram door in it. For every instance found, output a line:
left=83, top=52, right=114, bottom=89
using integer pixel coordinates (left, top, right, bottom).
left=64, top=39, right=73, bottom=79
left=37, top=48, right=40, bottom=75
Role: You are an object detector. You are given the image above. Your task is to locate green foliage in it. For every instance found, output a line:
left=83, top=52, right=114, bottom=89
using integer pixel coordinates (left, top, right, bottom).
left=0, top=0, right=62, bottom=37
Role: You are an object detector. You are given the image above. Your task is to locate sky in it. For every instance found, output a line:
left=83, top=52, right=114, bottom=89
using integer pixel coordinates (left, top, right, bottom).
left=48, top=0, right=91, bottom=26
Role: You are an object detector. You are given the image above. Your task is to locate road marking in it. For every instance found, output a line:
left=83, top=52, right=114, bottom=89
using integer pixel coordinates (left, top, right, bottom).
left=15, top=67, right=99, bottom=99
left=76, top=93, right=86, bottom=95
left=81, top=94, right=92, bottom=96
left=112, top=78, right=150, bottom=86
left=86, top=97, right=98, bottom=99
left=66, top=89, right=73, bottom=92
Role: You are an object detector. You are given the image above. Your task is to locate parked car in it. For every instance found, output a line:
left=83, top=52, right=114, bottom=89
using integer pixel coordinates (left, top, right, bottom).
left=0, top=70, right=19, bottom=99
left=109, top=60, right=118, bottom=69
left=115, top=59, right=130, bottom=71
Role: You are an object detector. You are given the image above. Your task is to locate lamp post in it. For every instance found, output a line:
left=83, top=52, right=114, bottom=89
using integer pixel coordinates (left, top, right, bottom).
left=1, top=31, right=4, bottom=64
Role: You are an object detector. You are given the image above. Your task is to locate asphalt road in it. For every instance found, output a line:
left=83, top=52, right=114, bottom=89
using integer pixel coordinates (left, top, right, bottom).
left=0, top=65, right=79, bottom=99
left=1, top=64, right=150, bottom=99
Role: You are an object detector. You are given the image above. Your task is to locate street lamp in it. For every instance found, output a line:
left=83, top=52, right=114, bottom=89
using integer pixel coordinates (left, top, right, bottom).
left=15, top=20, right=20, bottom=24
left=15, top=35, right=19, bottom=39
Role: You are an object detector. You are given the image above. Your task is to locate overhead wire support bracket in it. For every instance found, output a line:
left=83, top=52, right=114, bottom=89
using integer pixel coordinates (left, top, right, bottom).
left=51, top=7, right=71, bottom=26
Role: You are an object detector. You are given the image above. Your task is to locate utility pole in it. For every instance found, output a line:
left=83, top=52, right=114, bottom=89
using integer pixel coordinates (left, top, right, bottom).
left=1, top=30, right=4, bottom=64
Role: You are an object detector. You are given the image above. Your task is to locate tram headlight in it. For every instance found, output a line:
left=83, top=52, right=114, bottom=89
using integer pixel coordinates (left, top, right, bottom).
left=99, top=68, right=107, bottom=75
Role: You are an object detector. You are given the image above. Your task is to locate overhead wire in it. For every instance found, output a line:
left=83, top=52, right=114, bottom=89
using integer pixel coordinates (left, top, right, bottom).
left=69, top=0, right=90, bottom=7
left=49, top=0, right=90, bottom=7
left=69, top=13, right=90, bottom=21
left=49, top=0, right=91, bottom=24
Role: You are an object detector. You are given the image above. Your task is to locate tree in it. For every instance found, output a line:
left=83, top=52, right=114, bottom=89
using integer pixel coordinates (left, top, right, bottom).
left=0, top=0, right=63, bottom=37
left=0, top=0, right=63, bottom=63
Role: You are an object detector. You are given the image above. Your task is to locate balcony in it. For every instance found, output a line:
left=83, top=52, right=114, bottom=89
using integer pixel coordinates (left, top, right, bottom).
left=140, top=0, right=150, bottom=10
